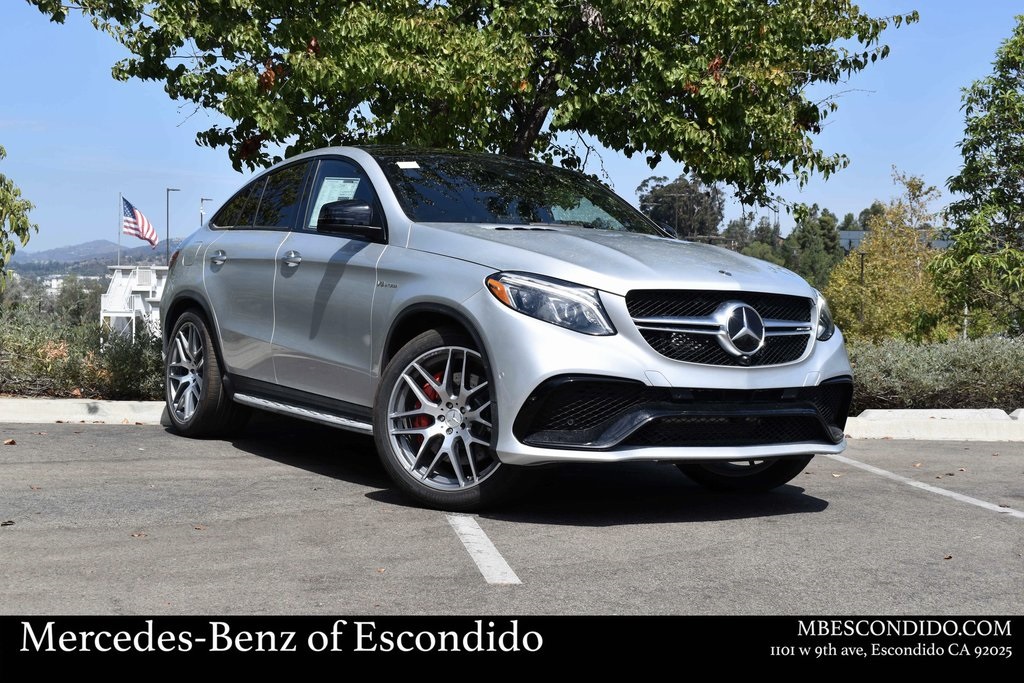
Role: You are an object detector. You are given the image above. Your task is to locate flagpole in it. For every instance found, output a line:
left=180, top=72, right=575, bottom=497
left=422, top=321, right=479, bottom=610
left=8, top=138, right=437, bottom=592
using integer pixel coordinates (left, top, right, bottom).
left=117, top=192, right=122, bottom=266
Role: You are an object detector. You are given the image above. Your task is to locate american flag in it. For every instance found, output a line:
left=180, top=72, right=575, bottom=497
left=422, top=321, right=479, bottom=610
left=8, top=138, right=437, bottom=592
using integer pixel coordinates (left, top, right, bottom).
left=122, top=197, right=158, bottom=247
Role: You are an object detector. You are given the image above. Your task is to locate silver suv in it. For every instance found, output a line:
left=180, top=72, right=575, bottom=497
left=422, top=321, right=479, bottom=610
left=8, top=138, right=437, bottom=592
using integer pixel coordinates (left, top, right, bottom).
left=161, top=147, right=852, bottom=510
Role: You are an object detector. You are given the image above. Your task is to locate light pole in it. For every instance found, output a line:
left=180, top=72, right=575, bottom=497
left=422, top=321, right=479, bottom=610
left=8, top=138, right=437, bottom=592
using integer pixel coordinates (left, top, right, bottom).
left=166, top=187, right=180, bottom=265
left=200, top=197, right=213, bottom=226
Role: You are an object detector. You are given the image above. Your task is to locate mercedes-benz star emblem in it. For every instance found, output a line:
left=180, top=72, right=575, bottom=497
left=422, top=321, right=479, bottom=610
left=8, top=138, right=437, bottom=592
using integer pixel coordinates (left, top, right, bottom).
left=715, top=302, right=766, bottom=357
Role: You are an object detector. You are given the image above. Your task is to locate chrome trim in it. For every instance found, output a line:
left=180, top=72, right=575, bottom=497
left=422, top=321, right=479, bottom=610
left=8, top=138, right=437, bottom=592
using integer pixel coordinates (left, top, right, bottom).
left=764, top=327, right=812, bottom=336
left=629, top=299, right=815, bottom=367
left=716, top=302, right=766, bottom=357
left=635, top=324, right=719, bottom=335
left=634, top=316, right=810, bottom=331
left=632, top=315, right=719, bottom=327
left=233, top=393, right=374, bottom=434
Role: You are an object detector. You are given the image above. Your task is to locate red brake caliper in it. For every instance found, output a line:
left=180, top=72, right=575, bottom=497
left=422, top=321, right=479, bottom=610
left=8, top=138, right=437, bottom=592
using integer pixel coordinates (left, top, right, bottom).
left=410, top=372, right=443, bottom=432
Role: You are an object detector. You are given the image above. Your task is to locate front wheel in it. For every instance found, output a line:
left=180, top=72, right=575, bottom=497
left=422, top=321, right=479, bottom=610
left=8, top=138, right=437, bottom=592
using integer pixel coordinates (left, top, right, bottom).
left=677, top=456, right=812, bottom=492
left=373, top=327, right=522, bottom=511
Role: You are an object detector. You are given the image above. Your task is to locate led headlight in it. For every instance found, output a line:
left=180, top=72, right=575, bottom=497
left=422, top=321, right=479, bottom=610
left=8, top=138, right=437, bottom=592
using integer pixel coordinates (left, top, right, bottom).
left=816, top=291, right=835, bottom=341
left=485, top=272, right=615, bottom=336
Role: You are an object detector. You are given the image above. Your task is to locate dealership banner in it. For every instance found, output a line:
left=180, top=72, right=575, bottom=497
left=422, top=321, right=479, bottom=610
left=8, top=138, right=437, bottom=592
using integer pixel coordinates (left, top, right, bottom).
left=0, top=615, right=1019, bottom=672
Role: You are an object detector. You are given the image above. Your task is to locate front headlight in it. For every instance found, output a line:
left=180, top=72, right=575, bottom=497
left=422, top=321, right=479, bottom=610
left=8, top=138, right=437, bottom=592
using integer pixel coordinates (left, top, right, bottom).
left=485, top=272, right=615, bottom=336
left=816, top=292, right=835, bottom=341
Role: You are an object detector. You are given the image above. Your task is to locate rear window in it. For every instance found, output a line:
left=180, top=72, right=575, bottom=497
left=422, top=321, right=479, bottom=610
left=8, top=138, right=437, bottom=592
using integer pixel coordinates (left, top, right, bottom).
left=212, top=178, right=265, bottom=228
left=254, top=162, right=310, bottom=229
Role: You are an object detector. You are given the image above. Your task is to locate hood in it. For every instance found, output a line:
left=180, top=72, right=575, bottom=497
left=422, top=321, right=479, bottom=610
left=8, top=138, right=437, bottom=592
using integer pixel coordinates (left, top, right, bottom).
left=406, top=223, right=814, bottom=298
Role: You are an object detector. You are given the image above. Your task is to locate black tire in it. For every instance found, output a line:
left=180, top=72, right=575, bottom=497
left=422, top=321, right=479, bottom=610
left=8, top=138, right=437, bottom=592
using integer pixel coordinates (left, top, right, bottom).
left=677, top=456, right=812, bottom=492
left=164, top=309, right=249, bottom=437
left=373, top=327, right=522, bottom=511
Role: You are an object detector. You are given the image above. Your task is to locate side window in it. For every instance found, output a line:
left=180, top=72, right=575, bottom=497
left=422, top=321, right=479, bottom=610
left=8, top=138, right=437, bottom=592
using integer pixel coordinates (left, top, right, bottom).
left=211, top=178, right=265, bottom=229
left=303, top=158, right=382, bottom=230
left=253, top=161, right=310, bottom=229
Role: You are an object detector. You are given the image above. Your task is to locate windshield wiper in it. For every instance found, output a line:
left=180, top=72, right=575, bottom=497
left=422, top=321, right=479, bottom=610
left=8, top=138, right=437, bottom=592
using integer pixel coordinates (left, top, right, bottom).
left=529, top=221, right=599, bottom=230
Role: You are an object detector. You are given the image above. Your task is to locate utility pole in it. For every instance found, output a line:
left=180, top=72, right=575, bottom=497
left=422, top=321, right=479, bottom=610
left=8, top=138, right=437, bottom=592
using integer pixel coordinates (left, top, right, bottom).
left=659, top=193, right=686, bottom=237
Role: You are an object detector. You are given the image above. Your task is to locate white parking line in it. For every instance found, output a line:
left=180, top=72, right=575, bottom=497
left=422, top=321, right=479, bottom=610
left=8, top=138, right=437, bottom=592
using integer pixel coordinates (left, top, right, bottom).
left=446, top=514, right=522, bottom=585
left=825, top=453, right=1024, bottom=520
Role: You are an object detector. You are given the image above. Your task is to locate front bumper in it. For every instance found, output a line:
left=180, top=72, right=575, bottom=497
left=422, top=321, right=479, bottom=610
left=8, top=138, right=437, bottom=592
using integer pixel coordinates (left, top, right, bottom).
left=459, top=286, right=853, bottom=466
left=514, top=376, right=850, bottom=450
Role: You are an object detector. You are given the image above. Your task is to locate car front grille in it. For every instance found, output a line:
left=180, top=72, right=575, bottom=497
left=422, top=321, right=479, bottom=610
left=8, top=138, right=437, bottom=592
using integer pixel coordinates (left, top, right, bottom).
left=625, top=289, right=815, bottom=366
left=623, top=415, right=827, bottom=447
left=514, top=376, right=852, bottom=450
left=523, top=380, right=655, bottom=433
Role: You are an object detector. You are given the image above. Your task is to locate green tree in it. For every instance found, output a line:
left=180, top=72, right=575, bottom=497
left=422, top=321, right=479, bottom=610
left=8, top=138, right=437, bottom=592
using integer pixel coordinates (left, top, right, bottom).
left=55, top=276, right=104, bottom=328
left=0, top=271, right=34, bottom=311
left=752, top=215, right=780, bottom=245
left=0, top=145, right=38, bottom=287
left=741, top=215, right=785, bottom=264
left=721, top=213, right=753, bottom=250
left=636, top=173, right=723, bottom=237
left=937, top=16, right=1024, bottom=333
left=947, top=15, right=1024, bottom=247
left=31, top=1, right=915, bottom=203
left=785, top=204, right=843, bottom=289
left=931, top=207, right=1024, bottom=335
left=825, top=173, right=952, bottom=342
left=857, top=201, right=885, bottom=230
left=839, top=212, right=857, bottom=232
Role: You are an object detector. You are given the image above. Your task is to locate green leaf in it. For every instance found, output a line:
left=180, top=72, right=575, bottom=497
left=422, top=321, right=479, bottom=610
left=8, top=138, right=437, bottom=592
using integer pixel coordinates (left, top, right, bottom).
left=26, top=0, right=914, bottom=204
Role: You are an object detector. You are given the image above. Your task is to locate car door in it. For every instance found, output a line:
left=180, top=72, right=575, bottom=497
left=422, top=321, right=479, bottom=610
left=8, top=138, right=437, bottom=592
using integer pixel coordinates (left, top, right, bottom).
left=270, top=156, right=386, bottom=407
left=202, top=162, right=310, bottom=382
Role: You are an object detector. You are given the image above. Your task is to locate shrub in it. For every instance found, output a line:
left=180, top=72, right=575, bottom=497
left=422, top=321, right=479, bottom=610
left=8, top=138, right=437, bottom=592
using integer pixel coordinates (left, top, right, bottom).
left=96, top=326, right=163, bottom=399
left=849, top=337, right=1024, bottom=413
left=0, top=305, right=162, bottom=400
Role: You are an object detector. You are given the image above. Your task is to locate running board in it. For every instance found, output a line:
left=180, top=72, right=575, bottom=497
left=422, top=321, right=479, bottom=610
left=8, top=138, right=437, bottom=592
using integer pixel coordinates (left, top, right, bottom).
left=233, top=393, right=374, bottom=434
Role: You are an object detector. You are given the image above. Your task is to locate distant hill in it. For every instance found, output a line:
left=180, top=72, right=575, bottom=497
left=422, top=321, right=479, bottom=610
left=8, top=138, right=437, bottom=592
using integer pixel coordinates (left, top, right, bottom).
left=10, top=238, right=184, bottom=277
left=12, top=239, right=119, bottom=264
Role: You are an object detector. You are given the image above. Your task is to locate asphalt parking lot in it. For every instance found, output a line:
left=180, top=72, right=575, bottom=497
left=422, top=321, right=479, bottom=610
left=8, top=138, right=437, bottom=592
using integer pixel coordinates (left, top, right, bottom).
left=1, top=417, right=1021, bottom=615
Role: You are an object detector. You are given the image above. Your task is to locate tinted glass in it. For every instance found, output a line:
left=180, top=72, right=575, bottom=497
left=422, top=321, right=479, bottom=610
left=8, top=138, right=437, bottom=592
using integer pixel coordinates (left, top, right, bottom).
left=304, top=158, right=382, bottom=229
left=212, top=178, right=265, bottom=228
left=254, top=161, right=310, bottom=229
left=374, top=152, right=662, bottom=235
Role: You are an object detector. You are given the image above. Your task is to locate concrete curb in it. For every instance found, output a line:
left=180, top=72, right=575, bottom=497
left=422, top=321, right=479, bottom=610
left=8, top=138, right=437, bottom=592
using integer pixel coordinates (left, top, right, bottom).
left=1, top=399, right=1024, bottom=441
left=0, top=398, right=165, bottom=426
left=845, top=409, right=1024, bottom=442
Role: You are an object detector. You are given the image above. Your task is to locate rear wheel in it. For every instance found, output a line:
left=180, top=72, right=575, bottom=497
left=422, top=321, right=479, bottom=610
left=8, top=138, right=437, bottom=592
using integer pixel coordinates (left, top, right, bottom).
left=374, top=327, right=521, bottom=511
left=677, top=456, right=812, bottom=492
left=165, top=310, right=248, bottom=436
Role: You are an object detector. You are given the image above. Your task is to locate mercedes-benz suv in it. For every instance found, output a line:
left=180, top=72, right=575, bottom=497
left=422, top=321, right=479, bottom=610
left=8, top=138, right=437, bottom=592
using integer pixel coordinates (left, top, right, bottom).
left=161, top=147, right=852, bottom=510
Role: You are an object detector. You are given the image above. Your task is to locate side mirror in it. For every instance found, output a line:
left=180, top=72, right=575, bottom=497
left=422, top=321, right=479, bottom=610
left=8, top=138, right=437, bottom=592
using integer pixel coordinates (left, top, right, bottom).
left=317, top=200, right=385, bottom=242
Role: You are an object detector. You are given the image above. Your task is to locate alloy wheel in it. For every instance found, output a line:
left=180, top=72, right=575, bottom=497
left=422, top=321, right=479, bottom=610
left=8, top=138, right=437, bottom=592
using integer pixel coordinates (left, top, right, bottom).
left=385, top=345, right=498, bottom=491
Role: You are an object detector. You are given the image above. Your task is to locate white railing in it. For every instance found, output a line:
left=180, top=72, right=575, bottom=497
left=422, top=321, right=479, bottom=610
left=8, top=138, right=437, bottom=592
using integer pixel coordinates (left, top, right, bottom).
left=100, top=265, right=169, bottom=339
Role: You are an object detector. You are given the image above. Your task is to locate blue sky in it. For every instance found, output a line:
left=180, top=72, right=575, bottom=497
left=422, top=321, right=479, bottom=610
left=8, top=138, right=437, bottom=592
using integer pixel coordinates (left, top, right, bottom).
left=1, top=1, right=1020, bottom=251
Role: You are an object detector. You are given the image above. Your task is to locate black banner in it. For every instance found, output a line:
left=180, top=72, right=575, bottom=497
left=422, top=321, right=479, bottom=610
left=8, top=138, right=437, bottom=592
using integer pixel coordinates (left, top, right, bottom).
left=1, top=615, right=1019, bottom=672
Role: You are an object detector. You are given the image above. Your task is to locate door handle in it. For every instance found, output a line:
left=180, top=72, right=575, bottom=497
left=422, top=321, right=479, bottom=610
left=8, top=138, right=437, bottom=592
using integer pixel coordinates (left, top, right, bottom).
left=209, top=249, right=227, bottom=266
left=282, top=250, right=302, bottom=267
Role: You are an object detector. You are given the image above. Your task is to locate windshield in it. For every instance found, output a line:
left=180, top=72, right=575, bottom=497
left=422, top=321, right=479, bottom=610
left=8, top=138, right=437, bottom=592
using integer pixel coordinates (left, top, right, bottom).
left=372, top=150, right=664, bottom=235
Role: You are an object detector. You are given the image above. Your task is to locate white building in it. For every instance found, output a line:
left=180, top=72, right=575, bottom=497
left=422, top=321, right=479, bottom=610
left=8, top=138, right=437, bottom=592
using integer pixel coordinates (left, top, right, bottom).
left=100, top=265, right=168, bottom=338
left=42, top=275, right=64, bottom=296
